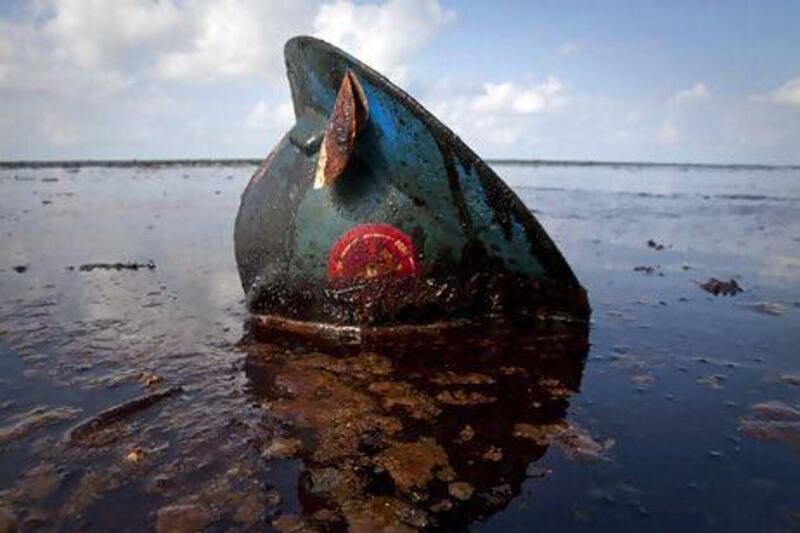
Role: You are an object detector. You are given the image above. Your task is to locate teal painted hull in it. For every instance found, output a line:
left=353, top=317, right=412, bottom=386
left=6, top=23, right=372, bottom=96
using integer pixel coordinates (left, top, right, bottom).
left=235, top=36, right=589, bottom=328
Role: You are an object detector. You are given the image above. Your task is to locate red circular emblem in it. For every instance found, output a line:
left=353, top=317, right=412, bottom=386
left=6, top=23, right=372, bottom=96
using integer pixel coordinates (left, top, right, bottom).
left=328, top=224, right=421, bottom=282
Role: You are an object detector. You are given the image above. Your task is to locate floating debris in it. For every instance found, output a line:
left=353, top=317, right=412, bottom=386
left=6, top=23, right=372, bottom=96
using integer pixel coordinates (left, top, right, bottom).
left=155, top=503, right=214, bottom=533
left=697, top=374, right=726, bottom=390
left=742, top=302, right=784, bottom=316
left=631, top=374, right=656, bottom=389
left=435, top=389, right=497, bottom=405
left=447, top=482, right=475, bottom=501
left=739, top=401, right=800, bottom=448
left=513, top=421, right=613, bottom=463
left=778, top=373, right=800, bottom=386
left=376, top=438, right=454, bottom=492
left=141, top=372, right=164, bottom=387
left=699, top=278, right=743, bottom=296
left=125, top=446, right=146, bottom=463
left=261, top=437, right=302, bottom=460
left=75, top=261, right=156, bottom=272
left=634, top=265, right=663, bottom=276
left=430, top=372, right=495, bottom=386
left=340, top=496, right=430, bottom=531
left=66, top=386, right=182, bottom=445
left=369, top=381, right=441, bottom=420
left=647, top=239, right=666, bottom=251
left=456, top=425, right=475, bottom=443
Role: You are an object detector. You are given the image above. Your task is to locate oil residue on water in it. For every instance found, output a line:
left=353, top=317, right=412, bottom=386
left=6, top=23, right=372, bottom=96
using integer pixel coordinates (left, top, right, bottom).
left=1, top=163, right=799, bottom=531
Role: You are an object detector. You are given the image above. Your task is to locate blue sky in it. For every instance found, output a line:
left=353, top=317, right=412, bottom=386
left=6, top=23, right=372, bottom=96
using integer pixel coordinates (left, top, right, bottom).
left=428, top=1, right=798, bottom=95
left=1, top=0, right=798, bottom=164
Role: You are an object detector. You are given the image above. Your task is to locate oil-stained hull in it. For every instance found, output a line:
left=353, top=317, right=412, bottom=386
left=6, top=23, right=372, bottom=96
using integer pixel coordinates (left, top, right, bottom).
left=235, top=36, right=589, bottom=330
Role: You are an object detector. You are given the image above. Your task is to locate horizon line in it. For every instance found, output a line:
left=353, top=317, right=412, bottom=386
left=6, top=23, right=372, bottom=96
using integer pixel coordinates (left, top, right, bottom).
left=0, top=157, right=798, bottom=171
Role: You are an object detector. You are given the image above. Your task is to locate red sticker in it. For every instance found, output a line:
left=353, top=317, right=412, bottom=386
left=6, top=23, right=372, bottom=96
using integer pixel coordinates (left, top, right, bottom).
left=328, top=224, right=421, bottom=282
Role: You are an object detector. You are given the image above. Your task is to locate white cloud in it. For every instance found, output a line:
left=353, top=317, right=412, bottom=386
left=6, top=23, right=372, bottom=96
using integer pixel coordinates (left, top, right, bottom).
left=313, top=0, right=454, bottom=83
left=669, top=82, right=710, bottom=105
left=0, top=0, right=451, bottom=159
left=154, top=0, right=314, bottom=82
left=39, top=0, right=452, bottom=84
left=769, top=77, right=800, bottom=105
left=45, top=0, right=182, bottom=69
left=657, top=83, right=711, bottom=144
left=420, top=75, right=567, bottom=149
left=247, top=99, right=294, bottom=130
left=0, top=14, right=133, bottom=98
left=153, top=0, right=454, bottom=83
left=471, top=77, right=565, bottom=115
left=0, top=1, right=797, bottom=164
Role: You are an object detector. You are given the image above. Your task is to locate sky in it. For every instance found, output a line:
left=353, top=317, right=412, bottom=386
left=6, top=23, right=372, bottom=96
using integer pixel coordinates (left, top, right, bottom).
left=0, top=0, right=798, bottom=164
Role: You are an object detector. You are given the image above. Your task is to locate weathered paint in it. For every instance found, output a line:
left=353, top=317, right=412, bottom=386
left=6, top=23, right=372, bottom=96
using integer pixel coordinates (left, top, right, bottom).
left=234, top=36, right=590, bottom=328
left=328, top=223, right=420, bottom=282
left=314, top=70, right=369, bottom=189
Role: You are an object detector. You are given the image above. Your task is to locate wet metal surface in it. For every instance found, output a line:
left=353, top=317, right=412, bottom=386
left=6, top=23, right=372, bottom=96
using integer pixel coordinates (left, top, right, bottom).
left=1, top=162, right=800, bottom=531
left=235, top=37, right=588, bottom=328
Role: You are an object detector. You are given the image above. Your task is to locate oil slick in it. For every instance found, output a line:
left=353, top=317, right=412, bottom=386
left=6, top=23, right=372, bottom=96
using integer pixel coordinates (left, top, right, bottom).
left=2, top=160, right=799, bottom=531
left=0, top=317, right=591, bottom=531
left=243, top=319, right=592, bottom=530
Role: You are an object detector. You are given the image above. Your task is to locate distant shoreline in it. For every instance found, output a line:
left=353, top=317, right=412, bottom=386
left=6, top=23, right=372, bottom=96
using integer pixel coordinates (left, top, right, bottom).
left=0, top=158, right=798, bottom=171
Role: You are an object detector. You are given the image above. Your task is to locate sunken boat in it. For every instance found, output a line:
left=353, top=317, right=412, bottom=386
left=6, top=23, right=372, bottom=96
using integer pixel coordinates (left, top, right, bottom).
left=235, top=36, right=589, bottom=337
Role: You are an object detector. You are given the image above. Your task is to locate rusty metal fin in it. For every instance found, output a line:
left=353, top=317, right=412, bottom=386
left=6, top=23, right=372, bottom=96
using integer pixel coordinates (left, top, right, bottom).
left=313, top=70, right=369, bottom=189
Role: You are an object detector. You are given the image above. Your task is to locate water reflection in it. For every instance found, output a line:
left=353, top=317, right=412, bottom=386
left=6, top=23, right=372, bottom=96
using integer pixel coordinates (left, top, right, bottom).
left=242, top=319, right=590, bottom=530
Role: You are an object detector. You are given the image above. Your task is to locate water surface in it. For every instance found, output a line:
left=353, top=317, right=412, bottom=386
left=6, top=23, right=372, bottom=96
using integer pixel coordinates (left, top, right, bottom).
left=1, top=162, right=798, bottom=531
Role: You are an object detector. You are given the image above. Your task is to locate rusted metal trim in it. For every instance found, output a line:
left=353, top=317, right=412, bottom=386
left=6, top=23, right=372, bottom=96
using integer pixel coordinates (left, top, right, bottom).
left=313, top=70, right=369, bottom=189
left=249, top=310, right=588, bottom=344
left=251, top=313, right=476, bottom=343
